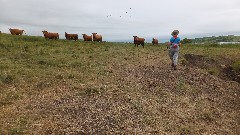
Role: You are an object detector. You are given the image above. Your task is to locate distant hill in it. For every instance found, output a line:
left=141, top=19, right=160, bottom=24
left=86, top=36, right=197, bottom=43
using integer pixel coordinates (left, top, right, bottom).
left=191, top=35, right=240, bottom=44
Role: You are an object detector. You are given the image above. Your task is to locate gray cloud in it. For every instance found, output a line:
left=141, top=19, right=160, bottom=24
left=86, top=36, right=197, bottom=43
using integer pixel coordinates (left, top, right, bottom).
left=1, top=0, right=240, bottom=42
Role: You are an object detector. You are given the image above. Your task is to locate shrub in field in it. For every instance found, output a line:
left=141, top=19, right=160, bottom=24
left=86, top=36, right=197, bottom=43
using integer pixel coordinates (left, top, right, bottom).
left=232, top=60, right=240, bottom=73
left=208, top=68, right=220, bottom=76
left=0, top=88, right=21, bottom=107
left=180, top=59, right=189, bottom=66
left=0, top=74, right=15, bottom=84
left=181, top=38, right=192, bottom=44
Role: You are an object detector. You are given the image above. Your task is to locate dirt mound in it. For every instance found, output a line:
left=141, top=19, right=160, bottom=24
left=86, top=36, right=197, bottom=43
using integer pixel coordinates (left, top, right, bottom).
left=184, top=54, right=240, bottom=83
left=184, top=54, right=217, bottom=68
left=221, top=66, right=240, bottom=83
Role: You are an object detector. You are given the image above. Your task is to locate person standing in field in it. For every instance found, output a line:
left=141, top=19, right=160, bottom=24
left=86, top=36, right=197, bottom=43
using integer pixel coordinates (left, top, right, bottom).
left=168, top=30, right=181, bottom=70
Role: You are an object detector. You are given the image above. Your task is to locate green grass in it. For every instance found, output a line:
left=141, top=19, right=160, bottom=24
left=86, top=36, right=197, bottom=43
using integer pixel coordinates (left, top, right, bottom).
left=0, top=34, right=239, bottom=134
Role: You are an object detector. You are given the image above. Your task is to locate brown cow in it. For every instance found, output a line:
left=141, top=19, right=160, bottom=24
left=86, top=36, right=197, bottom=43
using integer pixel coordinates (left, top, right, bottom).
left=82, top=34, right=92, bottom=41
left=65, top=32, right=78, bottom=41
left=92, top=33, right=102, bottom=42
left=152, top=38, right=158, bottom=45
left=9, top=28, right=25, bottom=35
left=42, top=30, right=59, bottom=40
left=133, top=36, right=145, bottom=48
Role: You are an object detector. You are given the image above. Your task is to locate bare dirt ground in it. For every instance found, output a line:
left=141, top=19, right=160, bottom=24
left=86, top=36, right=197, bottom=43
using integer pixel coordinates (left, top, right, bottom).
left=2, top=52, right=239, bottom=135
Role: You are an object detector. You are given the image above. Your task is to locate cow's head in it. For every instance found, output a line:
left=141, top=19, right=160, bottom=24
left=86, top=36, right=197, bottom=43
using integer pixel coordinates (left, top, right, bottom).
left=133, top=36, right=138, bottom=39
left=42, top=30, right=48, bottom=34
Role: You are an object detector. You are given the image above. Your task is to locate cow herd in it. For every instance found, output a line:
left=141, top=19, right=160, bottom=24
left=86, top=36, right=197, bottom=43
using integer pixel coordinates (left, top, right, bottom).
left=4, top=28, right=159, bottom=47
left=42, top=30, right=103, bottom=42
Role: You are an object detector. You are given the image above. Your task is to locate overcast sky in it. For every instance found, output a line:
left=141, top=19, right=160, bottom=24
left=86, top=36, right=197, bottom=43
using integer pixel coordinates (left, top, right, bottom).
left=1, top=0, right=240, bottom=42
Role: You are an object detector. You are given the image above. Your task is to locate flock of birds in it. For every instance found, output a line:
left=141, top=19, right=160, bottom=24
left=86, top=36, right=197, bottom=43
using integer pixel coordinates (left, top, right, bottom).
left=106, top=8, right=132, bottom=18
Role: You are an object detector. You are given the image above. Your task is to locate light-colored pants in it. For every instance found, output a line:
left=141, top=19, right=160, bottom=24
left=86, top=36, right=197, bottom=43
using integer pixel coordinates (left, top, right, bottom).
left=169, top=48, right=179, bottom=66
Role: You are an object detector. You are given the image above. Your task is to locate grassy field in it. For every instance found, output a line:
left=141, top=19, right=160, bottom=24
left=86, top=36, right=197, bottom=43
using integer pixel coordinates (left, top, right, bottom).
left=0, top=34, right=239, bottom=134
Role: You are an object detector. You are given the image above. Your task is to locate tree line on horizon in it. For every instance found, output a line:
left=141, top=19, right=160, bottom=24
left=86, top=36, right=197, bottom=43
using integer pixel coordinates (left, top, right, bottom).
left=184, top=35, right=240, bottom=44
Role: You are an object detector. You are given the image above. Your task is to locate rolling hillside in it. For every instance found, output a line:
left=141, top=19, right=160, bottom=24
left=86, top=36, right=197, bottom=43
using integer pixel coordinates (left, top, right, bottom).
left=191, top=35, right=240, bottom=44
left=0, top=34, right=239, bottom=134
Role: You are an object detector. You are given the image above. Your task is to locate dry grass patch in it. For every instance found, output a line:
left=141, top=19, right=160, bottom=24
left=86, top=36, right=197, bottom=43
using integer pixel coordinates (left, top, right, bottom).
left=0, top=34, right=240, bottom=134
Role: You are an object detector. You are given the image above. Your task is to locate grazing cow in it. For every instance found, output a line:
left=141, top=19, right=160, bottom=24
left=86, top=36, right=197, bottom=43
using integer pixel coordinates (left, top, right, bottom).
left=0, top=31, right=1, bottom=34
left=152, top=38, right=158, bottom=45
left=133, top=36, right=145, bottom=48
left=42, top=30, right=59, bottom=40
left=92, top=33, right=102, bottom=42
left=65, top=32, right=78, bottom=41
left=9, top=28, right=25, bottom=35
left=82, top=34, right=92, bottom=41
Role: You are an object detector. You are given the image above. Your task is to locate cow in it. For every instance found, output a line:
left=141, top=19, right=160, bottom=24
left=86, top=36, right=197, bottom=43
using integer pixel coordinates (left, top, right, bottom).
left=82, top=34, right=92, bottom=41
left=9, top=28, right=25, bottom=35
left=92, top=33, right=102, bottom=42
left=152, top=38, right=158, bottom=45
left=65, top=32, right=78, bottom=41
left=42, top=30, right=59, bottom=40
left=0, top=31, right=1, bottom=34
left=133, top=36, right=145, bottom=48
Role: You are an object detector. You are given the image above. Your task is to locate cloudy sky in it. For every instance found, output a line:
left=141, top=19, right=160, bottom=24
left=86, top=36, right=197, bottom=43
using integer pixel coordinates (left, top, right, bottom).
left=1, top=0, right=240, bottom=42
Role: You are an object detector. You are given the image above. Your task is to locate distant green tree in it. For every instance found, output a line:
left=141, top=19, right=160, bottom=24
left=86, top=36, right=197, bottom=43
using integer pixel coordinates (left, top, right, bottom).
left=190, top=35, right=240, bottom=43
left=181, top=38, right=192, bottom=44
